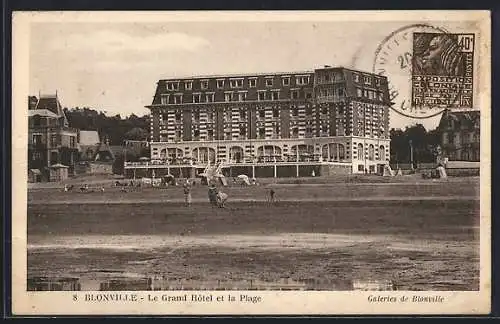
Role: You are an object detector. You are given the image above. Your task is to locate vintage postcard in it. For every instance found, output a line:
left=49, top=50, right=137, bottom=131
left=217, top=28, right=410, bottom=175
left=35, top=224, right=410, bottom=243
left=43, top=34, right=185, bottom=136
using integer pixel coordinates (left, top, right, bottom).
left=11, top=11, right=491, bottom=315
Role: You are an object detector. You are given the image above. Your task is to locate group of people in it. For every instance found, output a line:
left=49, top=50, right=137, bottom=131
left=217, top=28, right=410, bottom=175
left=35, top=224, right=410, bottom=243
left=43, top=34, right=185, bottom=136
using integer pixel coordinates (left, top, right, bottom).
left=182, top=179, right=229, bottom=208
left=182, top=179, right=277, bottom=208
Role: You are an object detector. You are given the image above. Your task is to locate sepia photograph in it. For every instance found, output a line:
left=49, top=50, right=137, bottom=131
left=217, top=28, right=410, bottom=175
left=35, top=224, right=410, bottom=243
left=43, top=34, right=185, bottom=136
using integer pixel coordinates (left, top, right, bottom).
left=12, top=11, right=491, bottom=315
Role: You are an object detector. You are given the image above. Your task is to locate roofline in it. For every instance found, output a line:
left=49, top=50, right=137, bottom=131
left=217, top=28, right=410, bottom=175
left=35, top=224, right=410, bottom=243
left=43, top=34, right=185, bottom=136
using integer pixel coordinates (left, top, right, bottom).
left=156, top=66, right=388, bottom=82
left=157, top=70, right=315, bottom=82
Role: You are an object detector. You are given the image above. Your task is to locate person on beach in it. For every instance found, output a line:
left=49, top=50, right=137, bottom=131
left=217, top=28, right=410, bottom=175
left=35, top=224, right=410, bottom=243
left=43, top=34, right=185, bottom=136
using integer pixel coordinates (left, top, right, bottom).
left=208, top=183, right=219, bottom=207
left=183, top=179, right=192, bottom=207
left=217, top=190, right=228, bottom=208
left=269, top=188, right=276, bottom=203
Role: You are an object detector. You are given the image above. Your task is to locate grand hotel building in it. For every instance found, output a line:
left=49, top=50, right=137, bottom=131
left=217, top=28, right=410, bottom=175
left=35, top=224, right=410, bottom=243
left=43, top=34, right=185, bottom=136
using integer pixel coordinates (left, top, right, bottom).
left=132, top=66, right=391, bottom=178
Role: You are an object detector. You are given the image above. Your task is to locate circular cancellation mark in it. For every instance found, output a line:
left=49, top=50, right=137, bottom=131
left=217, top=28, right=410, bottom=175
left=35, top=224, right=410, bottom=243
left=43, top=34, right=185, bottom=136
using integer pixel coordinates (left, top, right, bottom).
left=372, top=23, right=474, bottom=119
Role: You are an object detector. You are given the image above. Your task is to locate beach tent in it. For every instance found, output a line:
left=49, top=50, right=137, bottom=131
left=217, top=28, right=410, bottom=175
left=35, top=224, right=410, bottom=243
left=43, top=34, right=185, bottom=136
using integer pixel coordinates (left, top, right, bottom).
left=236, top=174, right=251, bottom=186
left=382, top=165, right=395, bottom=177
left=162, top=174, right=176, bottom=186
left=217, top=175, right=228, bottom=187
left=436, top=166, right=447, bottom=179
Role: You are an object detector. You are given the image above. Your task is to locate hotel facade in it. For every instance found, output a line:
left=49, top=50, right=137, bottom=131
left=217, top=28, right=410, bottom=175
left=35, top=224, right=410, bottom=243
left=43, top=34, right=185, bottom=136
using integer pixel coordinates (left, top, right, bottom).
left=131, top=66, right=391, bottom=178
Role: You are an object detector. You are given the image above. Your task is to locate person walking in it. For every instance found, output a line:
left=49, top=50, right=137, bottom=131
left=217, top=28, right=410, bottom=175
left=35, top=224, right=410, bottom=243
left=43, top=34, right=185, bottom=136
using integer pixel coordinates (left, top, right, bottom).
left=269, top=188, right=276, bottom=203
left=183, top=179, right=192, bottom=207
left=208, top=183, right=218, bottom=208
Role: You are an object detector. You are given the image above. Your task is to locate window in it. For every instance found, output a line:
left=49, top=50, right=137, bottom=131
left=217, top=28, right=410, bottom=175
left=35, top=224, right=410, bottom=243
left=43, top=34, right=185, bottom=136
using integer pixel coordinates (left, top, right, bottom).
left=273, top=108, right=279, bottom=118
left=291, top=127, right=299, bottom=138
left=274, top=125, right=280, bottom=137
left=258, top=92, right=266, bottom=101
left=230, top=79, right=243, bottom=88
left=305, top=127, right=313, bottom=137
left=70, top=137, right=76, bottom=148
left=379, top=145, right=385, bottom=160
left=174, top=95, right=183, bottom=104
left=50, top=134, right=57, bottom=147
left=193, top=94, right=201, bottom=103
left=357, top=88, right=363, bottom=97
left=185, top=81, right=193, bottom=90
left=292, top=107, right=299, bottom=117
left=207, top=111, right=214, bottom=121
left=201, top=80, right=209, bottom=90
left=193, top=110, right=200, bottom=121
left=306, top=92, right=312, bottom=99
left=166, top=82, right=176, bottom=91
left=265, top=78, right=274, bottom=87
left=358, top=165, right=364, bottom=172
left=207, top=129, right=214, bottom=140
left=357, top=143, right=364, bottom=160
left=363, top=75, right=371, bottom=85
left=238, top=92, right=247, bottom=102
left=239, top=126, right=246, bottom=136
left=368, top=144, right=375, bottom=161
left=291, top=90, right=299, bottom=100
left=175, top=111, right=182, bottom=122
left=339, top=145, right=345, bottom=160
left=193, top=129, right=200, bottom=140
left=32, top=152, right=41, bottom=161
left=160, top=94, right=170, bottom=105
left=272, top=91, right=279, bottom=100
left=296, top=76, right=310, bottom=85
left=224, top=92, right=233, bottom=102
left=258, top=128, right=265, bottom=139
left=306, top=106, right=313, bottom=115
left=375, top=77, right=381, bottom=86
left=239, top=110, right=247, bottom=120
left=353, top=74, right=360, bottom=83
left=206, top=93, right=215, bottom=103
left=259, top=109, right=265, bottom=119
left=282, top=77, right=290, bottom=86
left=217, top=79, right=225, bottom=89
left=249, top=79, right=257, bottom=87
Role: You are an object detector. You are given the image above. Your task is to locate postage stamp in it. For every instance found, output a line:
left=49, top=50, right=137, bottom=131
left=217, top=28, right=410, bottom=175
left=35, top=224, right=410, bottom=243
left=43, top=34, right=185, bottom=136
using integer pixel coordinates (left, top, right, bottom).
left=10, top=11, right=491, bottom=316
left=372, top=24, right=476, bottom=119
left=411, top=32, right=475, bottom=109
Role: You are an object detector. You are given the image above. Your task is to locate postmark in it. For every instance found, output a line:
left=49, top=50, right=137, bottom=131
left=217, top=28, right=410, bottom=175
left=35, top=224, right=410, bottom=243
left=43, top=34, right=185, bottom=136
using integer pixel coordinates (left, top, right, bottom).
left=372, top=24, right=474, bottom=119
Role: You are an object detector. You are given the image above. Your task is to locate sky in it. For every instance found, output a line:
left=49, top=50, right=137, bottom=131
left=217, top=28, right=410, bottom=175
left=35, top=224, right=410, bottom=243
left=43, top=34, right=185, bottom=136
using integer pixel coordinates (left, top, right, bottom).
left=29, top=17, right=479, bottom=130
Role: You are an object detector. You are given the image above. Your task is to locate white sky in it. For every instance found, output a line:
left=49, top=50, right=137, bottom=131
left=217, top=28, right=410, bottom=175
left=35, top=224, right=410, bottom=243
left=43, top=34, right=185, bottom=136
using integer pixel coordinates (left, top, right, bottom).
left=29, top=18, right=480, bottom=130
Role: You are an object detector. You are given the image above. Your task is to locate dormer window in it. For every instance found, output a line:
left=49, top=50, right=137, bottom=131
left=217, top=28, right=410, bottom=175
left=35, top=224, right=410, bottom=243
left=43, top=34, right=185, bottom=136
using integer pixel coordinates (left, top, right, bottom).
left=230, top=79, right=244, bottom=88
left=265, top=78, right=274, bottom=87
left=217, top=79, right=225, bottom=89
left=185, top=81, right=193, bottom=90
left=249, top=78, right=257, bottom=88
left=282, top=76, right=290, bottom=86
left=166, top=82, right=179, bottom=91
left=201, top=80, right=209, bottom=90
left=296, top=75, right=310, bottom=85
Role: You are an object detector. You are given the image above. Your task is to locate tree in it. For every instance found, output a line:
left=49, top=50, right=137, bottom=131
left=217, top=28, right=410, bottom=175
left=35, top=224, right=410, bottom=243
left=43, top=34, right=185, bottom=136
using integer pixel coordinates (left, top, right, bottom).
left=390, top=124, right=442, bottom=166
left=64, top=107, right=150, bottom=145
left=125, top=127, right=149, bottom=141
